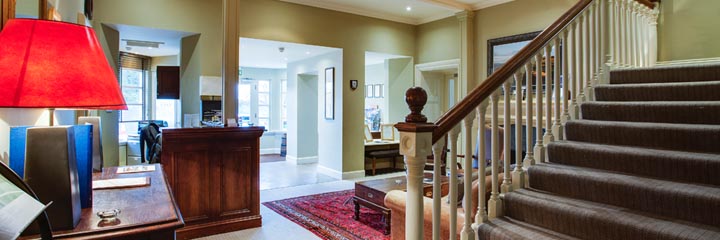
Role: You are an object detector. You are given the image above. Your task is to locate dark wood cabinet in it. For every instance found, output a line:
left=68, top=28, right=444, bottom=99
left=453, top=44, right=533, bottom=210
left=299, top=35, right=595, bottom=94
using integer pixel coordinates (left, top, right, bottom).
left=161, top=127, right=264, bottom=240
left=157, top=66, right=180, bottom=99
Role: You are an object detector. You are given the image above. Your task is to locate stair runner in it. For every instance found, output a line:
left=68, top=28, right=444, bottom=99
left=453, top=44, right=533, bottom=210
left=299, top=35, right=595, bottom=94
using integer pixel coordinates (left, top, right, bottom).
left=477, top=64, right=720, bottom=240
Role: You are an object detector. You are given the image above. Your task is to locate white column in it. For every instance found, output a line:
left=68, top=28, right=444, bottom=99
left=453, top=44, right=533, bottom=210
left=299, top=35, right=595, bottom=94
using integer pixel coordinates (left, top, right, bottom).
left=222, top=0, right=240, bottom=122
left=398, top=127, right=433, bottom=240
left=487, top=91, right=503, bottom=219
left=473, top=104, right=487, bottom=227
left=501, top=82, right=512, bottom=193
left=511, top=72, right=526, bottom=190
left=534, top=53, right=545, bottom=163
left=461, top=114, right=476, bottom=240
left=457, top=11, right=476, bottom=96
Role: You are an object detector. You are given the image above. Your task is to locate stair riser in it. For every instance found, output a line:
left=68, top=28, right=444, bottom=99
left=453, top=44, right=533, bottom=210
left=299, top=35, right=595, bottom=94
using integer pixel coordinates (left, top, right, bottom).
left=611, top=65, right=720, bottom=84
left=595, top=83, right=720, bottom=101
left=504, top=191, right=720, bottom=240
left=547, top=143, right=720, bottom=186
left=580, top=103, right=720, bottom=124
left=528, top=165, right=720, bottom=227
left=565, top=122, right=720, bottom=153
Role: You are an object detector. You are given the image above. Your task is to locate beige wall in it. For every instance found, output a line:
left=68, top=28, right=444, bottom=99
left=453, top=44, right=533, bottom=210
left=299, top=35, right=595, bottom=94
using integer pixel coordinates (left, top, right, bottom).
left=657, top=0, right=720, bottom=61
left=236, top=0, right=416, bottom=174
left=475, top=0, right=575, bottom=82
left=416, top=16, right=459, bottom=64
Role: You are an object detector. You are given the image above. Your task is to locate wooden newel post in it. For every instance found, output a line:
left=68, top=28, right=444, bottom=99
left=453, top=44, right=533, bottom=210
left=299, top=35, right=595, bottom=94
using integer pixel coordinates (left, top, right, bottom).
left=395, top=87, right=437, bottom=240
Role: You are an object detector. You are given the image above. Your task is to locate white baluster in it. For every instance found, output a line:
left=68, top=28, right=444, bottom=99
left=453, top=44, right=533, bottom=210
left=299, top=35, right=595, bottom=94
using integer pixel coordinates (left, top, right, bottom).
left=534, top=53, right=544, bottom=164
left=625, top=0, right=632, bottom=66
left=577, top=14, right=586, bottom=104
left=544, top=45, right=554, bottom=148
left=632, top=1, right=640, bottom=67
left=608, top=0, right=616, bottom=66
left=648, top=3, right=659, bottom=67
left=569, top=22, right=580, bottom=119
left=488, top=91, right=503, bottom=219
left=613, top=0, right=621, bottom=67
left=512, top=71, right=526, bottom=190
left=523, top=63, right=535, bottom=169
left=641, top=6, right=649, bottom=67
left=461, top=114, right=476, bottom=240
left=583, top=9, right=592, bottom=102
left=619, top=0, right=627, bottom=66
left=501, top=81, right=512, bottom=193
left=599, top=0, right=606, bottom=73
left=473, top=104, right=487, bottom=226
left=431, top=140, right=443, bottom=240
left=586, top=4, right=595, bottom=99
left=448, top=125, right=461, bottom=240
left=561, top=29, right=571, bottom=132
left=552, top=37, right=563, bottom=141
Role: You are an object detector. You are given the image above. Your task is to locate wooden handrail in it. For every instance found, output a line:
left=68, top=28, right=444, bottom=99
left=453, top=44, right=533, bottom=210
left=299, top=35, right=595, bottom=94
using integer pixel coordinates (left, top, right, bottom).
left=432, top=0, right=594, bottom=143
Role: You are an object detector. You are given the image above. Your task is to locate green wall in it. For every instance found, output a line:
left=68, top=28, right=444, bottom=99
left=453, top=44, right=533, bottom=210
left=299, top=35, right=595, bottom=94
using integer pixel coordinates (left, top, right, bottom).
left=657, top=0, right=720, bottom=61
left=236, top=0, right=416, bottom=173
left=416, top=16, right=459, bottom=64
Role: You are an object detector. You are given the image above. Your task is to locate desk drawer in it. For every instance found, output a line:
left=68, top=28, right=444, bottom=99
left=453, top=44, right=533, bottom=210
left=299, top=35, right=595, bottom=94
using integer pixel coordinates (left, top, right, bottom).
left=355, top=184, right=386, bottom=207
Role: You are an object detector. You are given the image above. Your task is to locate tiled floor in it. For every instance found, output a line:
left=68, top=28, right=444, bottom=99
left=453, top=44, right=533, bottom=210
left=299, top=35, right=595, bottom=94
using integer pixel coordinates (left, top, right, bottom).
left=196, top=167, right=405, bottom=240
left=259, top=160, right=337, bottom=190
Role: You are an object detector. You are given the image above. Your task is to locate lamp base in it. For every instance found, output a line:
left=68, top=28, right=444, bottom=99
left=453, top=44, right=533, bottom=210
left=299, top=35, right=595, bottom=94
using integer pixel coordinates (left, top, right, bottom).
left=24, top=126, right=81, bottom=230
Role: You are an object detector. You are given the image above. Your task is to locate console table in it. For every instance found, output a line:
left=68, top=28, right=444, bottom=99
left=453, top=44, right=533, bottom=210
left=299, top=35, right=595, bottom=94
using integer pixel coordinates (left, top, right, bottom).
left=37, top=164, right=184, bottom=240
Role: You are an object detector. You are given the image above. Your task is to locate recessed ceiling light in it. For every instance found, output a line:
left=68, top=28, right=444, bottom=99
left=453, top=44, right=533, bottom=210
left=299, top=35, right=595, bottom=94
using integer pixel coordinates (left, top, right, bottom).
left=406, top=6, right=412, bottom=11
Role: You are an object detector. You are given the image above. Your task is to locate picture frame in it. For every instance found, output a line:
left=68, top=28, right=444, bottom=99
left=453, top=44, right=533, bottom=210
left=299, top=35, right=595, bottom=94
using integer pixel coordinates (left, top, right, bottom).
left=364, top=125, right=373, bottom=142
left=365, top=84, right=372, bottom=98
left=488, top=31, right=541, bottom=95
left=373, top=84, right=382, bottom=98
left=380, top=124, right=395, bottom=141
left=324, top=67, right=335, bottom=120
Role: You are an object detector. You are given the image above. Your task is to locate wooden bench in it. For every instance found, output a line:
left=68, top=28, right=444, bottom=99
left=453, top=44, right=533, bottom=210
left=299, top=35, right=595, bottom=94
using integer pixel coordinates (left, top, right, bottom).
left=365, top=149, right=401, bottom=176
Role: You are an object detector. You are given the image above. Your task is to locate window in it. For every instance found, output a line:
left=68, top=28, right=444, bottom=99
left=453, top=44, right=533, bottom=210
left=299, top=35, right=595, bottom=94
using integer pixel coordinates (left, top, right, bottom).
left=281, top=79, right=287, bottom=130
left=257, top=80, right=270, bottom=128
left=119, top=52, right=149, bottom=122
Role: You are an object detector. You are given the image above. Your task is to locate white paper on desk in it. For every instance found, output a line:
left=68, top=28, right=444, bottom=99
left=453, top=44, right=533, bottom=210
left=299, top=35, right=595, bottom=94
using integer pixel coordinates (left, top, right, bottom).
left=116, top=165, right=156, bottom=174
left=227, top=118, right=238, bottom=127
left=0, top=183, right=47, bottom=240
left=93, top=177, right=150, bottom=190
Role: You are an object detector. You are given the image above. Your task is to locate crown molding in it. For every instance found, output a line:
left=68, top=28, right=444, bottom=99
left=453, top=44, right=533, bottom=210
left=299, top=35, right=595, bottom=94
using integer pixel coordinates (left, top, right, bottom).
left=472, top=0, right=514, bottom=10
left=279, top=0, right=420, bottom=25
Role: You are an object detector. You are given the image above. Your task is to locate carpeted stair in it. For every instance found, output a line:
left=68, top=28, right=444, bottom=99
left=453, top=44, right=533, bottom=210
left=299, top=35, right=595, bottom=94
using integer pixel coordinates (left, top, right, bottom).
left=477, top=64, right=720, bottom=240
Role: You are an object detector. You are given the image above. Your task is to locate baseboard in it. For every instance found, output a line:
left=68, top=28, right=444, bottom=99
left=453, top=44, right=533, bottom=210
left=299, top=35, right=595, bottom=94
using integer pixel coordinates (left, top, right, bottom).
left=656, top=57, right=720, bottom=66
left=286, top=155, right=318, bottom=165
left=260, top=148, right=280, bottom=155
left=317, top=165, right=365, bottom=180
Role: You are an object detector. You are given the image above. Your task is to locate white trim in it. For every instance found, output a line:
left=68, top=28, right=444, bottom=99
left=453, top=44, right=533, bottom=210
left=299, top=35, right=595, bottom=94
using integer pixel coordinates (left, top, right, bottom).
left=471, top=0, right=514, bottom=10
left=418, top=12, right=458, bottom=25
left=416, top=59, right=461, bottom=72
left=419, top=0, right=472, bottom=11
left=655, top=57, right=720, bottom=66
left=279, top=0, right=419, bottom=25
left=286, top=155, right=318, bottom=165
left=317, top=165, right=366, bottom=180
left=260, top=148, right=281, bottom=155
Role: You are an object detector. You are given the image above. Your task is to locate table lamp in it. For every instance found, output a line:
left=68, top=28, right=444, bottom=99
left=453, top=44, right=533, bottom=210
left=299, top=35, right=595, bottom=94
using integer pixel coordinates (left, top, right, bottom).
left=0, top=19, right=127, bottom=230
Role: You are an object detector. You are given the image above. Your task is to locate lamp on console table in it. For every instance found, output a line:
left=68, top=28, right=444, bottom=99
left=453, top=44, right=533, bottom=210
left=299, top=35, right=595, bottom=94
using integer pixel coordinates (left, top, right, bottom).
left=0, top=19, right=126, bottom=230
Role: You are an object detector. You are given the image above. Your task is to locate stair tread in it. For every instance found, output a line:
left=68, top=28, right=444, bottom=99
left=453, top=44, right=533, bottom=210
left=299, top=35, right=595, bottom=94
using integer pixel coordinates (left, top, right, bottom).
left=478, top=217, right=581, bottom=240
left=582, top=101, right=720, bottom=106
left=505, top=189, right=720, bottom=240
left=529, top=163, right=720, bottom=227
left=568, top=119, right=720, bottom=129
left=549, top=141, right=720, bottom=159
left=597, top=80, right=720, bottom=88
left=579, top=102, right=720, bottom=124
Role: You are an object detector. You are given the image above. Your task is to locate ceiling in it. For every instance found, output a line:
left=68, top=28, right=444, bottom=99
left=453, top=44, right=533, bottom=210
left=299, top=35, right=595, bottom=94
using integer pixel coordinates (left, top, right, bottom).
left=279, top=0, right=514, bottom=25
left=240, top=38, right=340, bottom=69
left=107, top=24, right=195, bottom=57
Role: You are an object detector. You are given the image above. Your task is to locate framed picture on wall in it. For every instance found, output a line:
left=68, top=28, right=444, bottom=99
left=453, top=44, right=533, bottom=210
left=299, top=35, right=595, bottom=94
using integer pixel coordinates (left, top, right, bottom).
left=374, top=84, right=382, bottom=98
left=366, top=84, right=372, bottom=98
left=488, top=31, right=541, bottom=94
left=324, top=67, right=335, bottom=120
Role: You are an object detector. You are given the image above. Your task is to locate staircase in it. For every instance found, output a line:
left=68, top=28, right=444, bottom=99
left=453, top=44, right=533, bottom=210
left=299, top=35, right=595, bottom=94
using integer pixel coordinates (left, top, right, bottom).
left=477, top=64, right=720, bottom=239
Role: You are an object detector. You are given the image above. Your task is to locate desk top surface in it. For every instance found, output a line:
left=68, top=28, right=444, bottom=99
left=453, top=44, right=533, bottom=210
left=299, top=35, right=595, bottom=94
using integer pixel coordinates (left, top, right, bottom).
left=52, top=164, right=183, bottom=239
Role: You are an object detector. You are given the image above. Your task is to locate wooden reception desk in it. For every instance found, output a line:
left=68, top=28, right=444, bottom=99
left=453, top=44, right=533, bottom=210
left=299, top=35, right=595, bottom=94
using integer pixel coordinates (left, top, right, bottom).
left=160, top=127, right=264, bottom=239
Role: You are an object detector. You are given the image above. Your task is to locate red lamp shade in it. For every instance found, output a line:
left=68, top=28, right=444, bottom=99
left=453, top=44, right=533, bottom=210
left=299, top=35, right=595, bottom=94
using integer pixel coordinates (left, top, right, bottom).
left=0, top=19, right=126, bottom=110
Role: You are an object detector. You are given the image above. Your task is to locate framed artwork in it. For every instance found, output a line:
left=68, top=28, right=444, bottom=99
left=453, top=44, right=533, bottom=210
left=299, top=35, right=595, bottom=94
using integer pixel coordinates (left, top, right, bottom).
left=364, top=125, right=373, bottom=142
left=373, top=84, right=383, bottom=98
left=324, top=67, right=335, bottom=120
left=380, top=124, right=395, bottom=141
left=487, top=31, right=541, bottom=94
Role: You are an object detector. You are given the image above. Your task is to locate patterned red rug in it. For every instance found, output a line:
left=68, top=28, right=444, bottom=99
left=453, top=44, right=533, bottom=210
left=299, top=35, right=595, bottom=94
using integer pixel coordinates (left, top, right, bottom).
left=263, top=190, right=390, bottom=240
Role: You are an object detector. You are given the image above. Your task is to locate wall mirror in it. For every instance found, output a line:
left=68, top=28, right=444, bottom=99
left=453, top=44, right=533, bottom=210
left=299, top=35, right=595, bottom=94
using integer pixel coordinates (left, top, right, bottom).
left=487, top=31, right=541, bottom=95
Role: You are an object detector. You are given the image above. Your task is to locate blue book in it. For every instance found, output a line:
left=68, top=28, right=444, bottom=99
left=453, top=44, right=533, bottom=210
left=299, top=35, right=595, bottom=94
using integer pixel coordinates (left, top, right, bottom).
left=9, top=125, right=94, bottom=208
left=74, top=125, right=93, bottom=208
left=9, top=126, right=31, bottom=178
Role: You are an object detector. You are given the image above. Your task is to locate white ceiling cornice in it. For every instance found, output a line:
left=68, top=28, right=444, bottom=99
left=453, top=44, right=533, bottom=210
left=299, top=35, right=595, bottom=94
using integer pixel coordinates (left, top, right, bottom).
left=279, top=0, right=421, bottom=25
left=418, top=0, right=473, bottom=11
left=471, top=0, right=514, bottom=10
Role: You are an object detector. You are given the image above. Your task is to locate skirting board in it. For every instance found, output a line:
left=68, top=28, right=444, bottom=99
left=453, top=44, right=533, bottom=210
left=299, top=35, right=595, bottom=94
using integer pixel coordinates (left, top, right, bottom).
left=656, top=57, right=720, bottom=66
left=260, top=148, right=280, bottom=155
left=286, top=155, right=318, bottom=165
left=317, top=165, right=365, bottom=180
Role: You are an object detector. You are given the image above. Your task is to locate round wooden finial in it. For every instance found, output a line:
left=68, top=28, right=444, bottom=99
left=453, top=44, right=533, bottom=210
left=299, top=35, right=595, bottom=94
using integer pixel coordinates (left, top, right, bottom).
left=405, top=87, right=428, bottom=123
